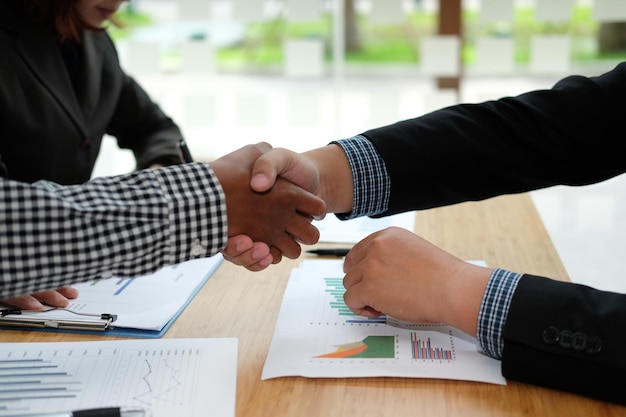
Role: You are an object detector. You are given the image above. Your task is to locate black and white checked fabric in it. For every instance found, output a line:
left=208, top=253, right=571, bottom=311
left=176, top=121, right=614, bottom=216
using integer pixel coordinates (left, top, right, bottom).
left=0, top=162, right=227, bottom=298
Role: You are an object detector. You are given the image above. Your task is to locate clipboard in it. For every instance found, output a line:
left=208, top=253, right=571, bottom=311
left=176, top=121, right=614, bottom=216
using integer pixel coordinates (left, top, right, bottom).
left=0, top=255, right=224, bottom=338
left=0, top=309, right=118, bottom=331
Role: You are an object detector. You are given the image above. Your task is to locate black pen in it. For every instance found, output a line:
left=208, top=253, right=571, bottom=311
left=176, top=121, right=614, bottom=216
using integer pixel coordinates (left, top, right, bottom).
left=306, top=248, right=351, bottom=257
left=8, top=406, right=148, bottom=417
left=178, top=139, right=194, bottom=163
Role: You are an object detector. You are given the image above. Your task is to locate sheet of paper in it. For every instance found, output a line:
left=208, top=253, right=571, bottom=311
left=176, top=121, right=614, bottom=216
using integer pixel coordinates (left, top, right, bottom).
left=5, top=255, right=223, bottom=331
left=0, top=338, right=237, bottom=417
left=315, top=212, right=416, bottom=243
left=262, top=259, right=506, bottom=385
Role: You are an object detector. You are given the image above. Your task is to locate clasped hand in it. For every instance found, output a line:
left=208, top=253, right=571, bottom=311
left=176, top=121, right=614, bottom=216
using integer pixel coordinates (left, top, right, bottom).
left=214, top=142, right=325, bottom=268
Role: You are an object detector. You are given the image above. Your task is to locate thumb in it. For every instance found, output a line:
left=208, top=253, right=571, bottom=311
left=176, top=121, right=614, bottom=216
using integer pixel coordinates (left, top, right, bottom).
left=250, top=148, right=293, bottom=192
left=250, top=148, right=321, bottom=195
left=250, top=161, right=277, bottom=193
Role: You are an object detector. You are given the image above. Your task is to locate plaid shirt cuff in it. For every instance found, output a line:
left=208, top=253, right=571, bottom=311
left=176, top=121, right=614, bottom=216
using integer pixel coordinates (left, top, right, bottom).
left=156, top=163, right=228, bottom=264
left=477, top=268, right=523, bottom=359
left=331, top=135, right=391, bottom=219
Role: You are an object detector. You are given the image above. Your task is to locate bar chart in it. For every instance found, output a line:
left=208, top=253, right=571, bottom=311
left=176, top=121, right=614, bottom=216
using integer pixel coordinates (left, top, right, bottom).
left=262, top=260, right=506, bottom=384
left=410, top=334, right=455, bottom=362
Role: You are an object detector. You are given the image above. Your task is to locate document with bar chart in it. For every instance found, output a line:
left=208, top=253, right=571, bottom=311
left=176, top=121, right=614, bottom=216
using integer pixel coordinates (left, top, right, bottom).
left=262, top=260, right=506, bottom=385
left=0, top=338, right=237, bottom=417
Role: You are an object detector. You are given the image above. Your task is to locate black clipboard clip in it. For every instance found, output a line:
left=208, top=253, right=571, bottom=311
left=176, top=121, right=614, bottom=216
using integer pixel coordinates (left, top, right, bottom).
left=0, top=307, right=117, bottom=331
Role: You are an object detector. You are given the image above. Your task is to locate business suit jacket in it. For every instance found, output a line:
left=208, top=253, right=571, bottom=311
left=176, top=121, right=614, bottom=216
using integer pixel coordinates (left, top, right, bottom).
left=0, top=1, right=183, bottom=184
left=361, top=62, right=626, bottom=404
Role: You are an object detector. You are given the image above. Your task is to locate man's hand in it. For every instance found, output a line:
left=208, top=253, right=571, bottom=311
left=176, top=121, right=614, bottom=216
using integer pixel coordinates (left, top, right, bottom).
left=249, top=144, right=354, bottom=214
left=250, top=147, right=322, bottom=195
left=222, top=235, right=273, bottom=271
left=1, top=287, right=79, bottom=310
left=211, top=143, right=326, bottom=261
left=342, top=227, right=493, bottom=336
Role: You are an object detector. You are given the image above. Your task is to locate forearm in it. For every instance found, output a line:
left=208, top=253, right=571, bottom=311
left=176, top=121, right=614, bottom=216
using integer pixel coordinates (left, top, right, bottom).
left=301, top=143, right=354, bottom=214
left=442, top=263, right=493, bottom=338
left=0, top=163, right=227, bottom=298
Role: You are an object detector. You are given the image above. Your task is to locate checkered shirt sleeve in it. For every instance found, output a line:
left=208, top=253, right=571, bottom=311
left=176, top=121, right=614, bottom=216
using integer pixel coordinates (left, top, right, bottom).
left=332, top=135, right=391, bottom=219
left=0, top=162, right=227, bottom=298
left=477, top=268, right=523, bottom=359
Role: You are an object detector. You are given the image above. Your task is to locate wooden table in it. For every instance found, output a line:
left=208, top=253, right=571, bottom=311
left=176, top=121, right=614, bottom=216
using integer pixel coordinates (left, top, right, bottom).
left=2, top=194, right=624, bottom=416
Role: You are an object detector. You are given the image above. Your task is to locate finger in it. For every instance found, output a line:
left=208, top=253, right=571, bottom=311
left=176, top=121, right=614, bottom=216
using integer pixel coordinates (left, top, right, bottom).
left=56, top=286, right=79, bottom=299
left=237, top=243, right=273, bottom=269
left=222, top=235, right=255, bottom=260
left=286, top=215, right=320, bottom=246
left=269, top=246, right=283, bottom=264
left=224, top=247, right=272, bottom=268
left=231, top=244, right=274, bottom=271
left=1, top=294, right=45, bottom=310
left=222, top=236, right=273, bottom=269
left=242, top=254, right=274, bottom=271
left=312, top=212, right=326, bottom=221
left=271, top=232, right=302, bottom=260
left=295, top=189, right=326, bottom=220
left=30, top=289, right=72, bottom=308
left=343, top=283, right=383, bottom=318
left=342, top=262, right=365, bottom=290
left=352, top=305, right=383, bottom=318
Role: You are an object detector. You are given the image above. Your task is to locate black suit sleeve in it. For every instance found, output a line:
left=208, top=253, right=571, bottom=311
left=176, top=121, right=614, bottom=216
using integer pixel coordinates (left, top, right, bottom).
left=360, top=63, right=626, bottom=215
left=110, top=72, right=184, bottom=169
left=101, top=34, right=184, bottom=170
left=503, top=275, right=626, bottom=405
left=356, top=63, right=626, bottom=404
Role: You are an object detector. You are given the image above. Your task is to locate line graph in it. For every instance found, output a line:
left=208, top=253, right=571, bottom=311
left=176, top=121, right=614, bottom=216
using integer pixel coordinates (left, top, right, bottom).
left=0, top=339, right=237, bottom=417
left=132, top=358, right=185, bottom=406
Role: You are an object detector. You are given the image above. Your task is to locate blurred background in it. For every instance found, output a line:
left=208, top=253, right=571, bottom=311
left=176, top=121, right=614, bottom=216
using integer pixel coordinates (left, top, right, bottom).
left=93, top=0, right=626, bottom=293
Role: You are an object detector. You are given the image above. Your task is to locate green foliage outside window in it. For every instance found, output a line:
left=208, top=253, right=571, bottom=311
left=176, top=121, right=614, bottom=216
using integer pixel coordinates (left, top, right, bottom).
left=110, top=3, right=626, bottom=70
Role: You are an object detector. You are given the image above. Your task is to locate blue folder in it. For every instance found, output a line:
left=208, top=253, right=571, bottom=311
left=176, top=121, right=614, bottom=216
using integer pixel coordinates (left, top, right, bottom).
left=0, top=256, right=224, bottom=338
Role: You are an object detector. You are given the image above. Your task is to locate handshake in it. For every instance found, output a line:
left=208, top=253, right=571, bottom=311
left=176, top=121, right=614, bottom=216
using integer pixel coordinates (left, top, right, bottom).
left=213, top=142, right=351, bottom=271
left=2, top=141, right=355, bottom=310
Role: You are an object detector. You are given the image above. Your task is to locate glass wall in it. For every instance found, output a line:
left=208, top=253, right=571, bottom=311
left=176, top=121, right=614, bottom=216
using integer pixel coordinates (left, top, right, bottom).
left=110, top=0, right=626, bottom=77
left=93, top=0, right=626, bottom=175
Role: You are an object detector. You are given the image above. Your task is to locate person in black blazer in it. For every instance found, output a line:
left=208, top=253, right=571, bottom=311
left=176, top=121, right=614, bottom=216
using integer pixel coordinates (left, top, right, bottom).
left=242, top=62, right=626, bottom=404
left=0, top=0, right=185, bottom=185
